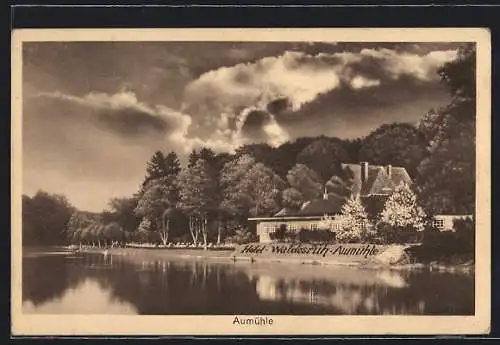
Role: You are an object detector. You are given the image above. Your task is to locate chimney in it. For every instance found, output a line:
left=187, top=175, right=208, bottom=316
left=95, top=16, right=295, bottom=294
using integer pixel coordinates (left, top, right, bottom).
left=360, top=162, right=368, bottom=185
left=386, top=164, right=392, bottom=178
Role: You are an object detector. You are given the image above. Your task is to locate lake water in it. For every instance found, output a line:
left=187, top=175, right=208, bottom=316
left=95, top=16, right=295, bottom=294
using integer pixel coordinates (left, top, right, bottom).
left=22, top=248, right=474, bottom=315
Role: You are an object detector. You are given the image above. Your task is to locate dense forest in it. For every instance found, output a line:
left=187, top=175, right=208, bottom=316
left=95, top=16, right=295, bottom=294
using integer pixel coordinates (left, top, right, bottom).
left=22, top=45, right=476, bottom=248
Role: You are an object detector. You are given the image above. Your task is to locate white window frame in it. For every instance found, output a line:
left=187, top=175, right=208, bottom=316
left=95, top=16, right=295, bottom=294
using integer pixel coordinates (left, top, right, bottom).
left=433, top=219, right=445, bottom=229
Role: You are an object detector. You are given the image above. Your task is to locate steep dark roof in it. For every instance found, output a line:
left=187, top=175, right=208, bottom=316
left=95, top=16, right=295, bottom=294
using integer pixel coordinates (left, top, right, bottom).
left=341, top=163, right=412, bottom=197
left=298, top=194, right=346, bottom=216
left=274, top=207, right=295, bottom=217
left=390, top=167, right=412, bottom=187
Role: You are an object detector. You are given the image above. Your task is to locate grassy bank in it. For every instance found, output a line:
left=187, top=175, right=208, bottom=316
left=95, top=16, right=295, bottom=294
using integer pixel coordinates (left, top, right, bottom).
left=75, top=245, right=474, bottom=274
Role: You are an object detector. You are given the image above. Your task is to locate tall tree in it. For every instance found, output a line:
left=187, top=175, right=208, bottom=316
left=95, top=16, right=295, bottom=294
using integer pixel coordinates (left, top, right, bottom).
left=234, top=143, right=277, bottom=171
left=177, top=159, right=219, bottom=249
left=134, top=178, right=175, bottom=245
left=286, top=164, right=323, bottom=202
left=358, top=123, right=427, bottom=178
left=201, top=150, right=231, bottom=246
left=220, top=155, right=285, bottom=218
left=198, top=147, right=216, bottom=165
left=164, top=151, right=181, bottom=176
left=220, top=154, right=257, bottom=217
left=137, top=217, right=153, bottom=243
left=439, top=43, right=475, bottom=104
left=66, top=211, right=104, bottom=247
left=239, top=163, right=286, bottom=217
left=296, top=137, right=350, bottom=184
left=281, top=187, right=304, bottom=211
left=104, top=196, right=140, bottom=234
left=137, top=149, right=182, bottom=244
left=273, top=137, right=317, bottom=178
left=22, top=191, right=74, bottom=246
left=187, top=149, right=199, bottom=169
left=142, top=151, right=168, bottom=188
left=417, top=44, right=476, bottom=214
left=326, top=167, right=355, bottom=201
left=343, top=138, right=363, bottom=163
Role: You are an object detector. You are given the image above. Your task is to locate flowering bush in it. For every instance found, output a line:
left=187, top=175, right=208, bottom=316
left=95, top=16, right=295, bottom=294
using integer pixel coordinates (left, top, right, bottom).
left=379, top=182, right=426, bottom=232
left=337, top=194, right=373, bottom=243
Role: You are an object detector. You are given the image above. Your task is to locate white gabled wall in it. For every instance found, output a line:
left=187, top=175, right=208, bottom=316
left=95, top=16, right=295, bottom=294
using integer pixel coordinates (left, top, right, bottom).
left=255, top=217, right=345, bottom=243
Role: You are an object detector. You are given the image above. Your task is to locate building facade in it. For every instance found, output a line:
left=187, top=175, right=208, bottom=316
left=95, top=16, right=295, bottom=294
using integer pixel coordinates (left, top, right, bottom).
left=248, top=162, right=473, bottom=243
left=432, top=214, right=473, bottom=231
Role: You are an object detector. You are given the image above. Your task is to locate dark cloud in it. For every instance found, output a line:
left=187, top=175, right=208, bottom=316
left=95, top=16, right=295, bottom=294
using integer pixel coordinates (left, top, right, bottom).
left=236, top=108, right=289, bottom=146
left=266, top=97, right=292, bottom=115
left=96, top=107, right=168, bottom=136
left=32, top=92, right=184, bottom=140
left=22, top=41, right=467, bottom=211
left=241, top=109, right=272, bottom=132
left=277, top=76, right=451, bottom=139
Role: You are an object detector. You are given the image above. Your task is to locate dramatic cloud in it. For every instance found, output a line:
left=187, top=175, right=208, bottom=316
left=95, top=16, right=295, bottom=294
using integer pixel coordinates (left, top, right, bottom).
left=23, top=91, right=204, bottom=211
left=234, top=107, right=289, bottom=147
left=184, top=48, right=456, bottom=113
left=21, top=41, right=465, bottom=211
left=34, top=91, right=192, bottom=140
left=185, top=51, right=342, bottom=112
left=338, top=48, right=458, bottom=82
left=182, top=47, right=457, bottom=150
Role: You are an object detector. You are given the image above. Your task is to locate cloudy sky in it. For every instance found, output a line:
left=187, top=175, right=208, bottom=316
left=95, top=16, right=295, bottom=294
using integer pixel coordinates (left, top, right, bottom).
left=22, top=41, right=465, bottom=212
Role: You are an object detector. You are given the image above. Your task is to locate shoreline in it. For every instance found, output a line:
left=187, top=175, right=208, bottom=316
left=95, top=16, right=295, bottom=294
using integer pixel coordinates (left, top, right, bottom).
left=71, top=246, right=475, bottom=274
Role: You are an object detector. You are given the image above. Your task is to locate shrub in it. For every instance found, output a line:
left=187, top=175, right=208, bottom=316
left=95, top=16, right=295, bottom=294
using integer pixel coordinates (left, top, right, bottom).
left=406, top=217, right=475, bottom=264
left=376, top=222, right=422, bottom=244
left=226, top=227, right=257, bottom=245
left=453, top=217, right=475, bottom=256
left=379, top=182, right=426, bottom=231
left=269, top=224, right=296, bottom=242
left=273, top=224, right=288, bottom=241
left=295, top=228, right=336, bottom=244
left=337, top=194, right=372, bottom=243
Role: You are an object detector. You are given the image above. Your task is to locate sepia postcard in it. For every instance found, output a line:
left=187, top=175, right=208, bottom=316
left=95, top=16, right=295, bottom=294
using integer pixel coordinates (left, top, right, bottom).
left=11, top=28, right=491, bottom=336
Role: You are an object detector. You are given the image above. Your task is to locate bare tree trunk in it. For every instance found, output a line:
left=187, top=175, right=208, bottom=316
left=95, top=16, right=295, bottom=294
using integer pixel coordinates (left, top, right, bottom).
left=166, top=218, right=170, bottom=244
left=189, top=216, right=199, bottom=245
left=160, top=215, right=169, bottom=246
left=216, top=218, right=222, bottom=246
left=202, top=217, right=208, bottom=251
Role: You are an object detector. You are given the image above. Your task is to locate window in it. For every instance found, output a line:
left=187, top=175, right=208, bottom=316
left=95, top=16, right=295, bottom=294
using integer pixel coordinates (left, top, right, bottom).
left=264, top=224, right=276, bottom=233
left=310, top=223, right=318, bottom=230
left=433, top=219, right=445, bottom=229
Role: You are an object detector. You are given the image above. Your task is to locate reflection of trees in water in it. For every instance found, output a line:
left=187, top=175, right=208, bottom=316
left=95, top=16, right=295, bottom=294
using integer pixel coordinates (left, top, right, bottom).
left=253, top=269, right=474, bottom=315
left=23, top=253, right=474, bottom=315
left=105, top=259, right=263, bottom=314
left=23, top=254, right=86, bottom=306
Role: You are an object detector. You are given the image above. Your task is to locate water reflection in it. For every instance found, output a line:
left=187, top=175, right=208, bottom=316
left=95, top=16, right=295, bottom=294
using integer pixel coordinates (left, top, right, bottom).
left=23, top=278, right=137, bottom=314
left=22, top=249, right=474, bottom=315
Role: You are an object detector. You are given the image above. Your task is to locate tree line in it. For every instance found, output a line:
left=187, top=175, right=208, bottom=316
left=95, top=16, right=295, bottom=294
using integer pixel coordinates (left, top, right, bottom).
left=21, top=45, right=476, bottom=247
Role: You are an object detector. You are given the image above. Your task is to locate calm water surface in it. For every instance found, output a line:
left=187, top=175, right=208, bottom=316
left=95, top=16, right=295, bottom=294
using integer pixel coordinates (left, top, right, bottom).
left=22, top=248, right=474, bottom=315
